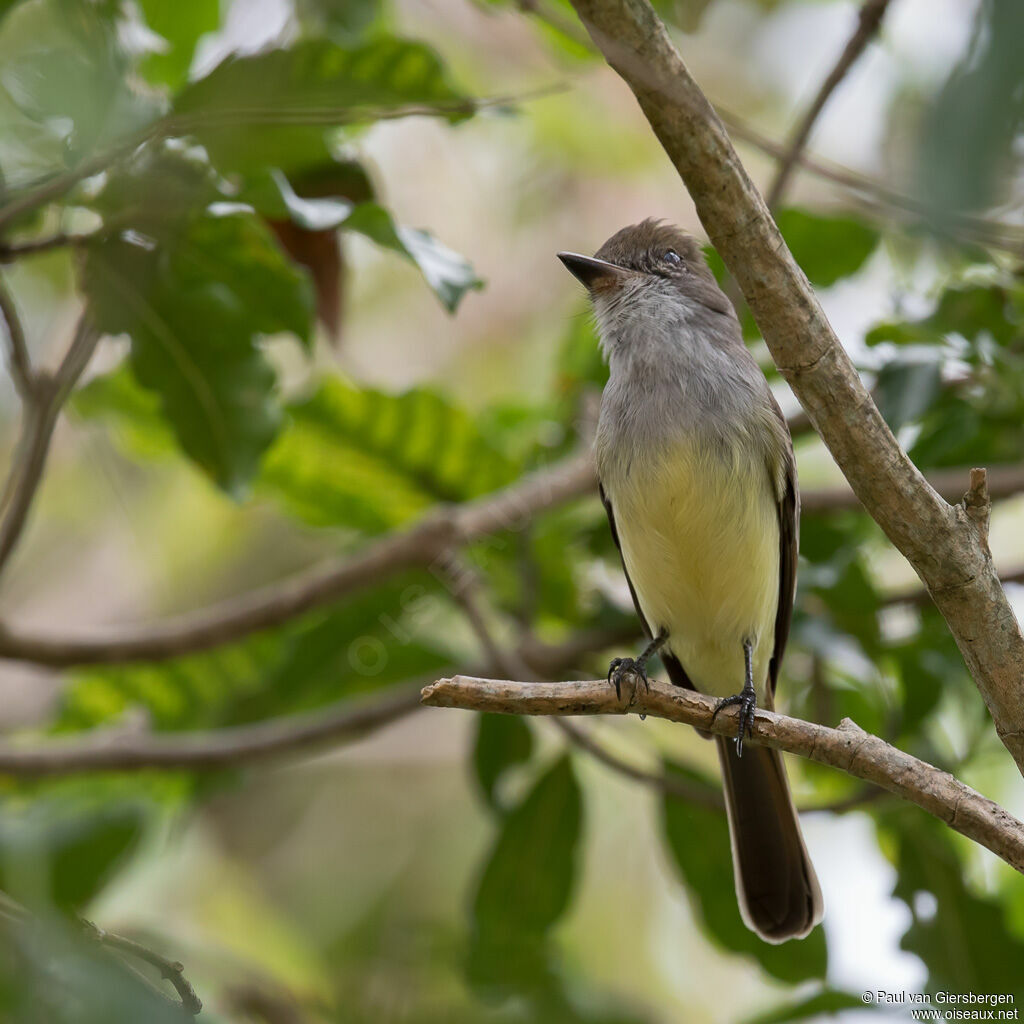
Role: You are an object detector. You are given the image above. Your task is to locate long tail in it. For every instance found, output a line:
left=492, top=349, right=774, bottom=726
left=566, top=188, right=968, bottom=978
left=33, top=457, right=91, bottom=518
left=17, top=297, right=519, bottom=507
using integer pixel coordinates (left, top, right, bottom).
left=715, top=737, right=824, bottom=943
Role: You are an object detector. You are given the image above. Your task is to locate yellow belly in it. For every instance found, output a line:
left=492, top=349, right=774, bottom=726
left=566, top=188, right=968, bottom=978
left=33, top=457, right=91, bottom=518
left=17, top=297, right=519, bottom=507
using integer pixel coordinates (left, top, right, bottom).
left=605, top=440, right=780, bottom=698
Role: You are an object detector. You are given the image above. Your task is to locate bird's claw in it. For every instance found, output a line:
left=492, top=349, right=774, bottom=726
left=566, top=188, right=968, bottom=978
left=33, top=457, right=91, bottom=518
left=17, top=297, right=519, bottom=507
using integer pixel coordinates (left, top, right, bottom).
left=712, top=687, right=757, bottom=757
left=607, top=656, right=650, bottom=702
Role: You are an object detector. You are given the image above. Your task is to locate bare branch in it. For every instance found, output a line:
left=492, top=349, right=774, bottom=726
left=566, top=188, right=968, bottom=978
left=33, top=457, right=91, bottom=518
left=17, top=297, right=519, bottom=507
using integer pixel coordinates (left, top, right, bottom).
left=554, top=715, right=726, bottom=809
left=801, top=462, right=1024, bottom=513
left=765, top=0, right=891, bottom=210
left=423, top=675, right=1024, bottom=874
left=565, top=0, right=1024, bottom=775
left=0, top=624, right=623, bottom=775
left=0, top=233, right=94, bottom=262
left=0, top=130, right=153, bottom=237
left=0, top=277, right=34, bottom=402
left=721, top=109, right=1024, bottom=254
left=82, top=920, right=202, bottom=1016
left=0, top=686, right=421, bottom=775
left=0, top=451, right=594, bottom=667
left=0, top=315, right=100, bottom=579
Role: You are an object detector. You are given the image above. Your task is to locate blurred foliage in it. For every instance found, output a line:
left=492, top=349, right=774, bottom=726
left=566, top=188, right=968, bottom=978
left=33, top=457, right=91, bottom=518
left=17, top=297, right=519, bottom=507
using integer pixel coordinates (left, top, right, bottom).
left=0, top=0, right=1023, bottom=1020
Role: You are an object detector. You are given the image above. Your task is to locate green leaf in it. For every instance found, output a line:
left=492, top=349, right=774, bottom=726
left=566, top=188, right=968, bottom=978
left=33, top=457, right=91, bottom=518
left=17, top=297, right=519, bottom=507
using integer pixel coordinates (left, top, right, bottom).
left=915, top=0, right=1024, bottom=218
left=887, top=814, right=1024, bottom=992
left=470, top=755, right=582, bottom=986
left=248, top=176, right=482, bottom=312
left=776, top=208, right=879, bottom=287
left=473, top=714, right=534, bottom=813
left=80, top=206, right=314, bottom=494
left=136, top=0, right=219, bottom=90
left=660, top=761, right=827, bottom=984
left=741, top=987, right=874, bottom=1024
left=0, top=916, right=194, bottom=1024
left=343, top=201, right=483, bottom=312
left=294, top=0, right=382, bottom=41
left=59, top=573, right=452, bottom=732
left=72, top=364, right=178, bottom=458
left=260, top=377, right=516, bottom=532
left=0, top=0, right=159, bottom=166
left=171, top=36, right=469, bottom=175
left=0, top=790, right=149, bottom=911
left=873, top=358, right=944, bottom=432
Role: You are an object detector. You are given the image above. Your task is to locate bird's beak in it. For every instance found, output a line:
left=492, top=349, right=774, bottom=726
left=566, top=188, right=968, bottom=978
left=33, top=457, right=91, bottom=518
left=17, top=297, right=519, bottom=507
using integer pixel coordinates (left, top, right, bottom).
left=557, top=252, right=630, bottom=290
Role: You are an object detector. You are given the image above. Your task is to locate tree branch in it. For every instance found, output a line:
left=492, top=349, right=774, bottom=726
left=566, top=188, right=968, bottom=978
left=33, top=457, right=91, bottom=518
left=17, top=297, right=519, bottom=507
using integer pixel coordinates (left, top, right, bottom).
left=565, top=0, right=1024, bottom=776
left=0, top=450, right=595, bottom=666
left=0, top=277, right=34, bottom=403
left=0, top=686, right=421, bottom=775
left=764, top=0, right=891, bottom=210
left=0, top=624, right=626, bottom=775
left=801, top=462, right=1024, bottom=513
left=720, top=108, right=1024, bottom=254
left=0, top=314, right=100, bottom=579
left=423, top=675, right=1024, bottom=874
left=82, top=920, right=202, bottom=1016
left=0, top=232, right=94, bottom=262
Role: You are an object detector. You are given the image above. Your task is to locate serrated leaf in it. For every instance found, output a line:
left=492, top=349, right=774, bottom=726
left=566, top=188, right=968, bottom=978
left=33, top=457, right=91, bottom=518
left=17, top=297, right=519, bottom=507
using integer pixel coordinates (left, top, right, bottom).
left=473, top=714, right=534, bottom=813
left=79, top=206, right=314, bottom=494
left=171, top=35, right=469, bottom=175
left=660, top=760, right=827, bottom=984
left=260, top=377, right=517, bottom=532
left=775, top=208, right=879, bottom=287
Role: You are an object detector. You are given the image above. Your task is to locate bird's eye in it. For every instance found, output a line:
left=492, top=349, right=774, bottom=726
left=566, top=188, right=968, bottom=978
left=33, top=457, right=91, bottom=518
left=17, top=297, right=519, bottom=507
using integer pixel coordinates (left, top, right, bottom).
left=663, top=250, right=681, bottom=264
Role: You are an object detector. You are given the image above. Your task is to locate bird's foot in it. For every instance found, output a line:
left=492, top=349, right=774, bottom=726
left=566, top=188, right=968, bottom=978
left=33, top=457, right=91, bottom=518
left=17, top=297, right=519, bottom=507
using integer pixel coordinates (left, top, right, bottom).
left=712, top=684, right=757, bottom=757
left=607, top=656, right=650, bottom=702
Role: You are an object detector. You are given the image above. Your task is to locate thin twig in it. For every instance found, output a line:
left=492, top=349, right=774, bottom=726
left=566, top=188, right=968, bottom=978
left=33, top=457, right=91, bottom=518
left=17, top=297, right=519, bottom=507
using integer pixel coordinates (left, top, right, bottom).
left=1, top=446, right=1020, bottom=668
left=801, top=462, right=1024, bottom=513
left=0, top=129, right=154, bottom=237
left=0, top=232, right=95, bottom=262
left=962, top=466, right=991, bottom=542
left=720, top=107, right=1024, bottom=253
left=0, top=277, right=34, bottom=402
left=0, top=686, right=421, bottom=775
left=554, top=716, right=726, bottom=809
left=423, top=675, right=1024, bottom=874
left=764, top=0, right=892, bottom=210
left=0, top=451, right=595, bottom=667
left=0, top=315, right=101, bottom=579
left=0, top=626, right=622, bottom=775
left=82, top=920, right=202, bottom=1016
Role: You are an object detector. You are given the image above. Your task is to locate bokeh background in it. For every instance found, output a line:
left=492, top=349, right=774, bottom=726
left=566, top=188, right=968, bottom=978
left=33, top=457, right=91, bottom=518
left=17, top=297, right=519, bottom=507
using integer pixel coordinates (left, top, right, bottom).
left=0, top=0, right=1023, bottom=1021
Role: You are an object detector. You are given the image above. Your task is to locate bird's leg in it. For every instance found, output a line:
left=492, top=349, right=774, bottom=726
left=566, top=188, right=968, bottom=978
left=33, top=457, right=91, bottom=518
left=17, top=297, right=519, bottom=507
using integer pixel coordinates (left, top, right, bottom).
left=607, top=630, right=667, bottom=700
left=711, top=637, right=757, bottom=757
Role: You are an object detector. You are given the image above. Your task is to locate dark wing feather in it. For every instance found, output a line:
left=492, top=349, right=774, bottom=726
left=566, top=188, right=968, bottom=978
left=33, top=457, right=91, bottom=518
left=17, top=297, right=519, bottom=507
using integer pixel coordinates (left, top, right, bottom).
left=768, top=414, right=799, bottom=699
left=600, top=483, right=697, bottom=693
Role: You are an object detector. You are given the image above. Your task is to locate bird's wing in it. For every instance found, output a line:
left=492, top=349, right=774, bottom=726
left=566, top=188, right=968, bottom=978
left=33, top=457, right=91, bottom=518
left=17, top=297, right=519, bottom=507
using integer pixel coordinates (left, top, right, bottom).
left=768, top=412, right=799, bottom=700
left=600, top=482, right=697, bottom=693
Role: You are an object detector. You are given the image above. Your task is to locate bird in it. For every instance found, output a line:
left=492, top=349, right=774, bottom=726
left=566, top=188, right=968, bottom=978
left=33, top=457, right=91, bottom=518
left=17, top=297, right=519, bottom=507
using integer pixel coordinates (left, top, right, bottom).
left=558, top=219, right=823, bottom=943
